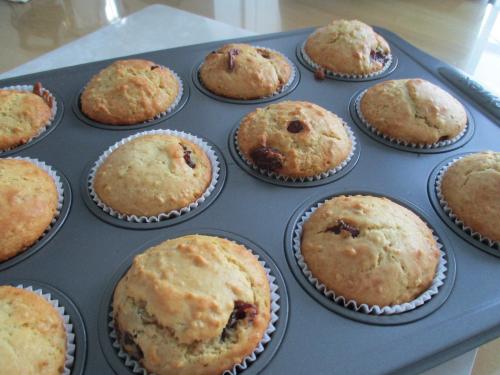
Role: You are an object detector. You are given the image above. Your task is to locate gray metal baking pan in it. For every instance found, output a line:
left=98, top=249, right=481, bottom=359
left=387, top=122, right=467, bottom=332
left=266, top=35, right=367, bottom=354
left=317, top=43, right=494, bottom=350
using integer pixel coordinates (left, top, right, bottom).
left=0, top=26, right=499, bottom=375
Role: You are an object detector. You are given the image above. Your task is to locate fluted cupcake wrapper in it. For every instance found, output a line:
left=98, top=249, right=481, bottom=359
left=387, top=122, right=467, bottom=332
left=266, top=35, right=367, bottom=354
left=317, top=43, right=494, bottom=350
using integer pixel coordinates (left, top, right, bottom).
left=0, top=84, right=58, bottom=153
left=300, top=41, right=393, bottom=80
left=235, top=121, right=356, bottom=182
left=108, top=241, right=281, bottom=375
left=435, top=157, right=499, bottom=249
left=355, top=90, right=467, bottom=149
left=16, top=284, right=75, bottom=375
left=88, top=129, right=220, bottom=223
left=292, top=198, right=448, bottom=315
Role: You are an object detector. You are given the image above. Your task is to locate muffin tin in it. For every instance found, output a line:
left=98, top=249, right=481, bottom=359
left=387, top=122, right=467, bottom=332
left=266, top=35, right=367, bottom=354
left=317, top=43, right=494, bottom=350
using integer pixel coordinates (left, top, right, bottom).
left=0, top=27, right=499, bottom=375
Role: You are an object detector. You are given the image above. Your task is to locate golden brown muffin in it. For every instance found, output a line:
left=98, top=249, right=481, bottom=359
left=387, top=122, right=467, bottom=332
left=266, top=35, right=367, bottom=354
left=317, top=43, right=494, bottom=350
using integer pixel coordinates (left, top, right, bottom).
left=94, top=134, right=212, bottom=217
left=237, top=101, right=352, bottom=178
left=113, top=234, right=271, bottom=375
left=81, top=59, right=180, bottom=125
left=199, top=43, right=292, bottom=99
left=0, top=286, right=67, bottom=375
left=360, top=79, right=467, bottom=144
left=0, top=159, right=58, bottom=262
left=441, top=151, right=500, bottom=242
left=301, top=195, right=440, bottom=306
left=304, top=19, right=391, bottom=76
left=0, top=88, right=52, bottom=151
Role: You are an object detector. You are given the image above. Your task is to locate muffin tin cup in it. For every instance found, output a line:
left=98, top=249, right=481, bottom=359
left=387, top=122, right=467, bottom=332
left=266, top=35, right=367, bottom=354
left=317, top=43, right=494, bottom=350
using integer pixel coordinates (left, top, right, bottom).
left=0, top=84, right=63, bottom=156
left=284, top=191, right=456, bottom=325
left=73, top=68, right=188, bottom=130
left=7, top=280, right=87, bottom=375
left=296, top=41, right=398, bottom=81
left=229, top=119, right=360, bottom=187
left=429, top=153, right=500, bottom=257
left=192, top=46, right=300, bottom=104
left=350, top=89, right=473, bottom=153
left=0, top=157, right=71, bottom=271
left=85, top=129, right=224, bottom=229
left=98, top=229, right=288, bottom=375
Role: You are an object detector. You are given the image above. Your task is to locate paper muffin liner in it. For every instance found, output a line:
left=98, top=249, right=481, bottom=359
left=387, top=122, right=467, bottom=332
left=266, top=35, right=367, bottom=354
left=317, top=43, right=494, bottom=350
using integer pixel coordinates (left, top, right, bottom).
left=300, top=41, right=393, bottom=80
left=108, top=241, right=281, bottom=375
left=198, top=45, right=296, bottom=99
left=6, top=156, right=64, bottom=240
left=435, top=156, right=499, bottom=249
left=80, top=65, right=183, bottom=125
left=0, top=84, right=58, bottom=153
left=355, top=90, right=467, bottom=149
left=292, top=198, right=448, bottom=315
left=15, top=284, right=75, bottom=375
left=88, top=129, right=220, bottom=223
left=235, top=121, right=356, bottom=182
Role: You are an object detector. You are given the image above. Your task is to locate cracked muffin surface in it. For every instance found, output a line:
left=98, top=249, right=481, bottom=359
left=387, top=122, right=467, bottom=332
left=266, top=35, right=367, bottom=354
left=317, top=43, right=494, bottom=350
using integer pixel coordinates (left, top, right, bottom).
left=0, top=286, right=66, bottom=375
left=441, top=151, right=500, bottom=242
left=112, top=234, right=271, bottom=375
left=81, top=59, right=179, bottom=125
left=0, top=159, right=58, bottom=262
left=301, top=195, right=440, bottom=306
left=304, top=19, right=391, bottom=75
left=360, top=79, right=467, bottom=144
left=94, top=134, right=212, bottom=217
left=237, top=101, right=352, bottom=178
left=199, top=43, right=292, bottom=99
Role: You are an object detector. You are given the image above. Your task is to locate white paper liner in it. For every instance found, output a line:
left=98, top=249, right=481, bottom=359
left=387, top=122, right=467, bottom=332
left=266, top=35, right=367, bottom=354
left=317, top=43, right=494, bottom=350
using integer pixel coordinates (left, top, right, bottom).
left=300, top=41, right=393, bottom=80
left=108, top=242, right=281, bottom=375
left=0, top=84, right=57, bottom=153
left=88, top=129, right=220, bottom=223
left=435, top=156, right=499, bottom=249
left=15, top=284, right=75, bottom=375
left=355, top=90, right=468, bottom=149
left=6, top=156, right=64, bottom=242
left=292, top=198, right=448, bottom=315
left=80, top=65, right=183, bottom=125
left=198, top=45, right=296, bottom=99
left=235, top=121, right=356, bottom=182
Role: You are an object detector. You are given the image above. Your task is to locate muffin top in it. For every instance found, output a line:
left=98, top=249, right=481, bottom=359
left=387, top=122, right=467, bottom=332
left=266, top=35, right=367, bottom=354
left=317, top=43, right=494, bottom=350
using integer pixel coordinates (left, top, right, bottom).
left=199, top=43, right=292, bottom=99
left=113, top=234, right=270, bottom=375
left=81, top=59, right=180, bottom=125
left=0, top=286, right=67, bottom=375
left=0, top=159, right=58, bottom=262
left=0, top=87, right=52, bottom=151
left=237, top=101, right=352, bottom=178
left=304, top=19, right=391, bottom=75
left=94, top=134, right=212, bottom=217
left=301, top=195, right=440, bottom=306
left=360, top=79, right=467, bottom=144
left=441, top=151, right=500, bottom=242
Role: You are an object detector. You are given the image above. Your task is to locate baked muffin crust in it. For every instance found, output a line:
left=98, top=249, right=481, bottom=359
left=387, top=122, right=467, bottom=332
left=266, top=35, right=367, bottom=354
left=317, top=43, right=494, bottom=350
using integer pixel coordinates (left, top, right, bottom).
left=237, top=101, right=352, bottom=177
left=301, top=195, right=440, bottom=306
left=81, top=59, right=180, bottom=125
left=360, top=79, right=467, bottom=144
left=199, top=43, right=292, bottom=99
left=113, top=234, right=271, bottom=375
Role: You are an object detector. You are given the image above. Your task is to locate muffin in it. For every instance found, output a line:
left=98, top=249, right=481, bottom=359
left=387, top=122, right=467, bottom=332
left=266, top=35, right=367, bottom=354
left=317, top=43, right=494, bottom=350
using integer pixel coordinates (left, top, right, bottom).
left=440, top=151, right=500, bottom=242
left=360, top=79, right=467, bottom=144
left=0, top=286, right=67, bottom=375
left=0, top=159, right=58, bottom=262
left=81, top=59, right=180, bottom=125
left=113, top=234, right=271, bottom=375
left=199, top=43, right=292, bottom=99
left=237, top=101, right=352, bottom=178
left=93, top=134, right=212, bottom=217
left=301, top=195, right=440, bottom=306
left=304, top=19, right=391, bottom=76
left=0, top=84, right=52, bottom=151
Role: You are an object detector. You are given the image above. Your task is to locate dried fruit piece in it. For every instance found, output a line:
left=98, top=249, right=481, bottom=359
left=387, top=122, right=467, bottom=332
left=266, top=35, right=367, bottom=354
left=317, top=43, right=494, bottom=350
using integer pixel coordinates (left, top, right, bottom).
left=180, top=143, right=196, bottom=169
left=33, top=82, right=43, bottom=97
left=150, top=65, right=160, bottom=70
left=326, top=219, right=360, bottom=238
left=221, top=301, right=258, bottom=340
left=250, top=146, right=284, bottom=171
left=287, top=120, right=305, bottom=133
left=227, top=48, right=240, bottom=71
left=370, top=50, right=389, bottom=65
left=314, top=68, right=326, bottom=80
left=256, top=48, right=271, bottom=59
